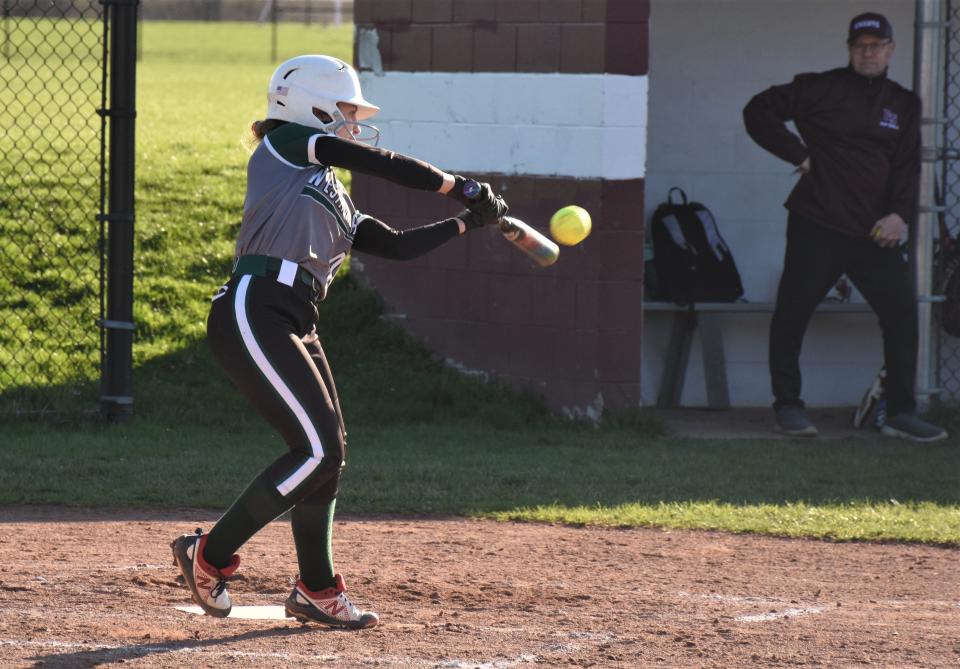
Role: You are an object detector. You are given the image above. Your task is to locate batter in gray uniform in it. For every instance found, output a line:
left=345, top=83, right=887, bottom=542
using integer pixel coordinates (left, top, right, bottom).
left=171, top=55, right=508, bottom=629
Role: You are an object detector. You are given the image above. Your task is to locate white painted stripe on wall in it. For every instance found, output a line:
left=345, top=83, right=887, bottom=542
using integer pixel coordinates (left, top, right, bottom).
left=234, top=275, right=323, bottom=495
left=359, top=72, right=648, bottom=179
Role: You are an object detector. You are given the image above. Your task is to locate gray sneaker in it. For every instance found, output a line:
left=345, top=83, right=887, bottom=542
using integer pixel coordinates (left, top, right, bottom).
left=881, top=413, right=948, bottom=443
left=774, top=405, right=818, bottom=437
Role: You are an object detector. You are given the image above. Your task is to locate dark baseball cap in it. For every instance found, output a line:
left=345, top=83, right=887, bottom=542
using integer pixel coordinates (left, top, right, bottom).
left=848, top=12, right=893, bottom=43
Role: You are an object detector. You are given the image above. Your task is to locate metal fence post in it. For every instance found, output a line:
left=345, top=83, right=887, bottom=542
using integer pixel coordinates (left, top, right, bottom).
left=913, top=0, right=947, bottom=407
left=271, top=0, right=278, bottom=62
left=100, top=0, right=139, bottom=420
left=936, top=0, right=960, bottom=400
left=3, top=0, right=10, bottom=60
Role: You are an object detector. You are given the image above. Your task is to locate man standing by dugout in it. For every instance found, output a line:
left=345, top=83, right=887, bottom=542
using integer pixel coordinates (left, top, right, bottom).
left=743, top=12, right=947, bottom=441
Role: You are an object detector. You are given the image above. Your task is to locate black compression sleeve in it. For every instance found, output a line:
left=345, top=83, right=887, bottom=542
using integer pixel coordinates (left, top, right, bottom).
left=351, top=216, right=461, bottom=260
left=313, top=135, right=446, bottom=192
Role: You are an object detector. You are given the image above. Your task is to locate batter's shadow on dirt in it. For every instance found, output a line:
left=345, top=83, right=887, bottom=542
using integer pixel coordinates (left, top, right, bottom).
left=26, top=625, right=320, bottom=667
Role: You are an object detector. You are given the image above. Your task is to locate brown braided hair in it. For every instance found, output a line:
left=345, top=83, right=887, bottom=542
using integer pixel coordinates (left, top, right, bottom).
left=250, top=119, right=287, bottom=143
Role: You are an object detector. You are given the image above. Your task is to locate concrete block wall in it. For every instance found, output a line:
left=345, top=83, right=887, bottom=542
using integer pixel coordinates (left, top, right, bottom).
left=352, top=0, right=649, bottom=415
left=354, top=0, right=647, bottom=74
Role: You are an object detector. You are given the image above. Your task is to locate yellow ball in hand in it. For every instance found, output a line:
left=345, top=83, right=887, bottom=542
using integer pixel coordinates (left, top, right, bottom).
left=549, top=205, right=592, bottom=246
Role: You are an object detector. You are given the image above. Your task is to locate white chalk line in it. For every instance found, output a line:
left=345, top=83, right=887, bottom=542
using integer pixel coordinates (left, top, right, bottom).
left=677, top=591, right=828, bottom=624
left=0, top=638, right=528, bottom=668
left=438, top=656, right=538, bottom=669
left=0, top=625, right=636, bottom=668
left=677, top=591, right=960, bottom=609
left=0, top=635, right=593, bottom=668
left=734, top=607, right=827, bottom=623
left=2, top=563, right=172, bottom=576
left=0, top=638, right=338, bottom=663
left=114, top=563, right=173, bottom=571
left=565, top=630, right=618, bottom=641
left=677, top=591, right=784, bottom=605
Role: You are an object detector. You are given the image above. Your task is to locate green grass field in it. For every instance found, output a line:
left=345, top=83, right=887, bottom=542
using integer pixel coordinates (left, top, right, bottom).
left=1, top=21, right=958, bottom=545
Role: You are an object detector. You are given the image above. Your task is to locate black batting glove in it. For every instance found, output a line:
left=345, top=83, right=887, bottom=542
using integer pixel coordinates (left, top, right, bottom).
left=457, top=194, right=509, bottom=230
left=448, top=176, right=502, bottom=211
left=447, top=175, right=475, bottom=207
left=459, top=181, right=507, bottom=219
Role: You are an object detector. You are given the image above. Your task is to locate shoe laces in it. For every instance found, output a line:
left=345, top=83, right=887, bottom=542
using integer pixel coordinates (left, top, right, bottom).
left=211, top=578, right=228, bottom=599
left=208, top=558, right=240, bottom=599
left=313, top=591, right=362, bottom=621
left=336, top=592, right=361, bottom=616
left=191, top=528, right=240, bottom=598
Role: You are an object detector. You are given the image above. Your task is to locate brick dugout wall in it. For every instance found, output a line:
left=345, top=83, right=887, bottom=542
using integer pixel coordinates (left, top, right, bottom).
left=351, top=0, right=648, bottom=415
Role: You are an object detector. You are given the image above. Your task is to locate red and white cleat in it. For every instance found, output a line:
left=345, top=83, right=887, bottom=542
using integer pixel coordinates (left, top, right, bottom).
left=284, top=573, right=379, bottom=629
left=171, top=529, right=240, bottom=618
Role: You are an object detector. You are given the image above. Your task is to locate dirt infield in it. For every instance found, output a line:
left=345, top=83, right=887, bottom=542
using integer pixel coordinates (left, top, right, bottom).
left=0, top=507, right=957, bottom=668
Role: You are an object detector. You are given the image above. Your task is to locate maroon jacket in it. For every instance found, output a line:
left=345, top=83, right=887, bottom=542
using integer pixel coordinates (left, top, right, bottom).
left=743, top=66, right=920, bottom=237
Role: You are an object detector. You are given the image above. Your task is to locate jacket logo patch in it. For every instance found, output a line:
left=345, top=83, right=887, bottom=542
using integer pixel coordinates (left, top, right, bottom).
left=880, top=108, right=899, bottom=130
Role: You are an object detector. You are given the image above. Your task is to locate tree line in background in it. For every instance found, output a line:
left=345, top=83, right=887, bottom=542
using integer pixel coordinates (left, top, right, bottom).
left=1, top=0, right=351, bottom=24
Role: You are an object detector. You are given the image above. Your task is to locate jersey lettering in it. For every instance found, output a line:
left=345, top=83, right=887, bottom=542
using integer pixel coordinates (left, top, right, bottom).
left=302, top=169, right=357, bottom=239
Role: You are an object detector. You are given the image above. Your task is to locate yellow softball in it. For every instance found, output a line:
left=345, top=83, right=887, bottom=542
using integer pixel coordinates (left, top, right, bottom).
left=549, top=205, right=592, bottom=246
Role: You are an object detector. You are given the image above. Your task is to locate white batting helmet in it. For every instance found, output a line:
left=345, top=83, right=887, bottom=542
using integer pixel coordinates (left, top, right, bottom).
left=266, top=55, right=379, bottom=133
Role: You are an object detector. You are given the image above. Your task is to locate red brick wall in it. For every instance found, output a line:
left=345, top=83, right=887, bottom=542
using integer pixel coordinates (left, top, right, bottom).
left=354, top=0, right=649, bottom=75
left=352, top=0, right=648, bottom=413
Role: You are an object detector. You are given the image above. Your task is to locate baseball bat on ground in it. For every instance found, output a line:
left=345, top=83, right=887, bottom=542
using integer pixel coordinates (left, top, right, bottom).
left=463, top=180, right=560, bottom=268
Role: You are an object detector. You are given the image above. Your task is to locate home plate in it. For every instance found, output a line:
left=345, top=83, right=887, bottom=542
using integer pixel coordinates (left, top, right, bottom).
left=175, top=605, right=290, bottom=620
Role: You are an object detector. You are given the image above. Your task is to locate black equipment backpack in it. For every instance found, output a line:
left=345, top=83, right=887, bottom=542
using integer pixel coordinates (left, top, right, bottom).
left=649, top=187, right=744, bottom=305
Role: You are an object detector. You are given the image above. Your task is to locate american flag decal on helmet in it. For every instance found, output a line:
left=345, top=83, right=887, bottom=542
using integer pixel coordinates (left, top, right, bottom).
left=275, top=86, right=289, bottom=96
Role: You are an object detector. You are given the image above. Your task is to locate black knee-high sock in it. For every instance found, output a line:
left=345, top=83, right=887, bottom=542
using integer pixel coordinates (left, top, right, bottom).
left=203, top=470, right=290, bottom=569
left=291, top=498, right=337, bottom=591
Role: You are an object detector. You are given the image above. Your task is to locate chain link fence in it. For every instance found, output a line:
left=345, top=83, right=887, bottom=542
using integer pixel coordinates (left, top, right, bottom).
left=0, top=0, right=105, bottom=416
left=937, top=1, right=960, bottom=401
left=136, top=0, right=353, bottom=62
left=140, top=0, right=351, bottom=23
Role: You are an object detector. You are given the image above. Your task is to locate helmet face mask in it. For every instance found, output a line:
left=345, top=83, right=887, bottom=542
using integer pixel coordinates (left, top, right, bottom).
left=330, top=119, right=382, bottom=147
left=267, top=55, right=381, bottom=145
left=315, top=106, right=381, bottom=147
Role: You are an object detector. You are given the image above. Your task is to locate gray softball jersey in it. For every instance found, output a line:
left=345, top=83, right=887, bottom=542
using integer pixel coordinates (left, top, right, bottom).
left=235, top=123, right=362, bottom=295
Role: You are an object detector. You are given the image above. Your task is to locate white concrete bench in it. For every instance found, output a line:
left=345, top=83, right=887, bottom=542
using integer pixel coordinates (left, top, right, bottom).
left=643, top=301, right=873, bottom=409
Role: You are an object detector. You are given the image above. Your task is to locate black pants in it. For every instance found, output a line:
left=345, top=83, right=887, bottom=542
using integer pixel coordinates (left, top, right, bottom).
left=770, top=213, right=917, bottom=416
left=208, top=274, right=344, bottom=508
left=202, top=273, right=345, bottom=588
